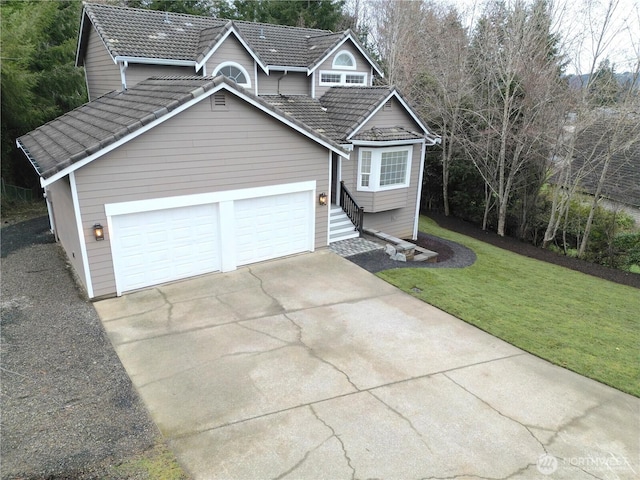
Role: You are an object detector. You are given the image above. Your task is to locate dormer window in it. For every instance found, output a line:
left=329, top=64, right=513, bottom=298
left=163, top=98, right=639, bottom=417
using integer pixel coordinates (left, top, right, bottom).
left=319, top=71, right=367, bottom=86
left=332, top=50, right=356, bottom=70
left=319, top=49, right=366, bottom=86
left=214, top=62, right=251, bottom=88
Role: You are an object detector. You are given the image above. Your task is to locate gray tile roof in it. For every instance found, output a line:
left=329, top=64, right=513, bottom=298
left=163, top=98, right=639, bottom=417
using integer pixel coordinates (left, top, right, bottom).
left=319, top=86, right=395, bottom=139
left=261, top=95, right=340, bottom=141
left=17, top=76, right=348, bottom=180
left=78, top=3, right=369, bottom=71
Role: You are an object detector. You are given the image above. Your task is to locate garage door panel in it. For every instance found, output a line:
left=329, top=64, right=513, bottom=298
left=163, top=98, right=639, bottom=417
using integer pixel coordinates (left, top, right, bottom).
left=112, top=203, right=220, bottom=293
left=235, top=191, right=312, bottom=267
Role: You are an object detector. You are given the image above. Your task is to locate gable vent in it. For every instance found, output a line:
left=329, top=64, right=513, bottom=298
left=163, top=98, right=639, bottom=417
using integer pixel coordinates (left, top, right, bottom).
left=383, top=101, right=392, bottom=111
left=214, top=93, right=226, bottom=107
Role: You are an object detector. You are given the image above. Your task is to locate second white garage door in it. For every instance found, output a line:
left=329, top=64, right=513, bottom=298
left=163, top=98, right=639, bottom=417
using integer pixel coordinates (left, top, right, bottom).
left=234, top=190, right=313, bottom=266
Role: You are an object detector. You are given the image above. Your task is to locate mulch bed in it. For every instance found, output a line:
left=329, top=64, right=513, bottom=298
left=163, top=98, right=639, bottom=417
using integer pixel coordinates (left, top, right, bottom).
left=427, top=212, right=640, bottom=289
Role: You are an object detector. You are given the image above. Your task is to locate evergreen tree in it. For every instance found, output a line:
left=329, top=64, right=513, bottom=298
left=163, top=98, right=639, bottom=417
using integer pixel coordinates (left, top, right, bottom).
left=219, top=0, right=347, bottom=30
left=588, top=59, right=622, bottom=106
left=1, top=0, right=87, bottom=188
left=125, top=0, right=216, bottom=16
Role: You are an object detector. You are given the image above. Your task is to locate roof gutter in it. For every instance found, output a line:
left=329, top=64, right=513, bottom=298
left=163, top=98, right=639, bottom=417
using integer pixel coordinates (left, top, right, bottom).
left=267, top=66, right=309, bottom=74
left=350, top=138, right=425, bottom=147
left=114, top=56, right=197, bottom=68
left=15, top=139, right=43, bottom=181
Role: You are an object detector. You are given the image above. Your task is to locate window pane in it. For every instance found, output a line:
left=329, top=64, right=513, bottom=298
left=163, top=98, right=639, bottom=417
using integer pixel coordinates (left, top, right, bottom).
left=360, top=151, right=371, bottom=187
left=334, top=53, right=354, bottom=67
left=321, top=73, right=341, bottom=83
left=217, top=65, right=247, bottom=85
left=345, top=74, right=365, bottom=84
left=380, top=150, right=408, bottom=186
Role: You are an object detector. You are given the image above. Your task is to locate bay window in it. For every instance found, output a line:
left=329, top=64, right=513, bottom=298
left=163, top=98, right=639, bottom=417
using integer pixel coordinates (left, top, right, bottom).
left=357, top=146, right=412, bottom=191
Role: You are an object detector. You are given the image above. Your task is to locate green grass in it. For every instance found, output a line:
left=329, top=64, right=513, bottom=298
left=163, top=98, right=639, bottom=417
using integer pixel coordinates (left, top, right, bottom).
left=104, top=443, right=190, bottom=479
left=378, top=216, right=640, bottom=397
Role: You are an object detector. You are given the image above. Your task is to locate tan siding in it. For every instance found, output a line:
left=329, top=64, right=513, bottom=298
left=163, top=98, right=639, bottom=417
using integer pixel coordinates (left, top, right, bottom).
left=340, top=144, right=422, bottom=239
left=314, top=42, right=372, bottom=98
left=75, top=93, right=330, bottom=297
left=363, top=209, right=415, bottom=240
left=126, top=64, right=196, bottom=88
left=84, top=26, right=121, bottom=100
left=257, top=71, right=310, bottom=95
left=47, top=179, right=87, bottom=289
left=360, top=97, right=422, bottom=132
left=205, top=35, right=256, bottom=93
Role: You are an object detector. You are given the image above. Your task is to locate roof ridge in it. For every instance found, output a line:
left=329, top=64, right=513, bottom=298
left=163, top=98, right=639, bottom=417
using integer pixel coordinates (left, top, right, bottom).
left=230, top=18, right=332, bottom=34
left=84, top=2, right=333, bottom=35
left=84, top=2, right=207, bottom=22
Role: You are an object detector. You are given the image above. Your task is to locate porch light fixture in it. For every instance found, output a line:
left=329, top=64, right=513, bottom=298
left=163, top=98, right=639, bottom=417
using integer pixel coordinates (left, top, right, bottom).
left=319, top=192, right=328, bottom=206
left=93, top=223, right=105, bottom=241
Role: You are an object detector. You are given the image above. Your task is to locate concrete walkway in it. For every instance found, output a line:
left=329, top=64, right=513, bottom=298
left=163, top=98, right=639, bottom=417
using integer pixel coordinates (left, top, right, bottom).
left=94, top=251, right=639, bottom=480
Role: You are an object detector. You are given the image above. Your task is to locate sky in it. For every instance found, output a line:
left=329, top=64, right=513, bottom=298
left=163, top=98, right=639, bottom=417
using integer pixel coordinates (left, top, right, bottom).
left=447, top=0, right=639, bottom=74
left=552, top=0, right=639, bottom=74
left=352, top=0, right=639, bottom=75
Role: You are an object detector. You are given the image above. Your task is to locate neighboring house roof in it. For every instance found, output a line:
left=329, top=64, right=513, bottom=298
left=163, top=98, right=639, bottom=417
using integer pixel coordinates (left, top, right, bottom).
left=77, top=3, right=383, bottom=75
left=572, top=120, right=640, bottom=208
left=17, top=76, right=350, bottom=185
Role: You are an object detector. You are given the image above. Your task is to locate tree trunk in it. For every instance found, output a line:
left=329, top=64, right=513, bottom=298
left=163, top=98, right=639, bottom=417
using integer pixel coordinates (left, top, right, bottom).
left=578, top=151, right=612, bottom=258
left=442, top=129, right=451, bottom=216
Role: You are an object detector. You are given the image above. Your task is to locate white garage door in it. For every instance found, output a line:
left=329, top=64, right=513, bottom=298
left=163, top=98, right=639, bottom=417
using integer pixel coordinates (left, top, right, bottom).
left=111, top=203, right=220, bottom=293
left=235, top=191, right=313, bottom=266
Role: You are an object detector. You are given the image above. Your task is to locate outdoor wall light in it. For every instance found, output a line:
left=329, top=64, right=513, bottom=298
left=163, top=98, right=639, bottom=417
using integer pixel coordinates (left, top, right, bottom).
left=93, top=223, right=105, bottom=241
left=319, top=192, right=328, bottom=206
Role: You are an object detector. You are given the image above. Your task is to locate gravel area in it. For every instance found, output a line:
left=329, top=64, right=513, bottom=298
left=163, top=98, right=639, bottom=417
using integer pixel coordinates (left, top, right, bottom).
left=1, top=217, right=159, bottom=479
left=347, top=232, right=476, bottom=273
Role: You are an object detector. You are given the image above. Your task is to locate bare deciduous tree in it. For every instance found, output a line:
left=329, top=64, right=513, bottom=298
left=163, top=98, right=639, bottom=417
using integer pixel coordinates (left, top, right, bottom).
left=465, top=0, right=564, bottom=236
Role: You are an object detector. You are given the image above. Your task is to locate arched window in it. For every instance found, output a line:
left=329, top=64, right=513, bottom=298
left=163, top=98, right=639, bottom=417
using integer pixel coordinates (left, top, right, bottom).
left=214, top=62, right=251, bottom=87
left=332, top=50, right=356, bottom=70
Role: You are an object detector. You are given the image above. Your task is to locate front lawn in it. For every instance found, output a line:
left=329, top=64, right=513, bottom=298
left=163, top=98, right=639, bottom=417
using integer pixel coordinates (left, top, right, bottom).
left=378, top=216, right=640, bottom=397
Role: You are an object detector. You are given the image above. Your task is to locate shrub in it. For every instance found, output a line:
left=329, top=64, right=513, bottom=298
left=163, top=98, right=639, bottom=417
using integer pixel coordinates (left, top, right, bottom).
left=611, top=232, right=640, bottom=271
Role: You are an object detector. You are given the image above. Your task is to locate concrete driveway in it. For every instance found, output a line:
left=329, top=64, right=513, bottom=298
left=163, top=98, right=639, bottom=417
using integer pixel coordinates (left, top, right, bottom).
left=95, top=250, right=639, bottom=479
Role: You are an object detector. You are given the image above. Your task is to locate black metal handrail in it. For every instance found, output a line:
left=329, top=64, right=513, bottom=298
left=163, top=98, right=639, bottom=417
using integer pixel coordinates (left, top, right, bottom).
left=339, top=181, right=364, bottom=235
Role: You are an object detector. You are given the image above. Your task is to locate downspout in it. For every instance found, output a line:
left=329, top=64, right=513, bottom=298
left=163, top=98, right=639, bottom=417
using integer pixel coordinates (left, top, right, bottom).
left=43, top=189, right=56, bottom=236
left=254, top=61, right=258, bottom=94
left=413, top=139, right=427, bottom=240
left=277, top=71, right=287, bottom=95
left=119, top=60, right=128, bottom=91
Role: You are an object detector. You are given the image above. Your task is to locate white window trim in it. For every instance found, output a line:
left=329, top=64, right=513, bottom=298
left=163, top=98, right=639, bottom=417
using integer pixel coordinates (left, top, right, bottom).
left=332, top=50, right=356, bottom=70
left=214, top=61, right=252, bottom=88
left=357, top=146, right=413, bottom=192
left=319, top=70, right=367, bottom=86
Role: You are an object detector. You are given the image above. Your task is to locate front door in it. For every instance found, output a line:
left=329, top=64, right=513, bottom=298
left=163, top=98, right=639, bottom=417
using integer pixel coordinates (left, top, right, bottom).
left=331, top=154, right=341, bottom=205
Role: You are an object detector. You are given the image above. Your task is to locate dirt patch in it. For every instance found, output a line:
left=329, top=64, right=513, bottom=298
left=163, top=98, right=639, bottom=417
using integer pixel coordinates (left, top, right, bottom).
left=429, top=212, right=640, bottom=289
left=412, top=233, right=455, bottom=262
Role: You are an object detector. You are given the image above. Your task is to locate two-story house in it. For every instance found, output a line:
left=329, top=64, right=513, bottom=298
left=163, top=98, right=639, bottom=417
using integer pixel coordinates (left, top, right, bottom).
left=17, top=3, right=440, bottom=299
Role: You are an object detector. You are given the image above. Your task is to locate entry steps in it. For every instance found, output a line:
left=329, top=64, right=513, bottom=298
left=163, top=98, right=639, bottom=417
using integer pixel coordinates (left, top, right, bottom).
left=329, top=205, right=360, bottom=243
